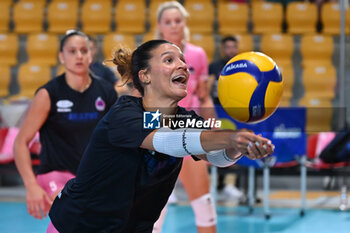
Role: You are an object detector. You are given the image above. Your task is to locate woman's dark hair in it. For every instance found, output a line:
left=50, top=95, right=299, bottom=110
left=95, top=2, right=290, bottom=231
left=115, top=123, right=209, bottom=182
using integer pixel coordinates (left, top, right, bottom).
left=112, top=39, right=173, bottom=96
left=59, top=29, right=89, bottom=52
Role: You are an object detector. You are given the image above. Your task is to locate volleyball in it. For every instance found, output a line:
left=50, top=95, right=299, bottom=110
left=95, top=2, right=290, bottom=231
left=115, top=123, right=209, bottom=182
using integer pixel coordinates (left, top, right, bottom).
left=218, top=51, right=283, bottom=123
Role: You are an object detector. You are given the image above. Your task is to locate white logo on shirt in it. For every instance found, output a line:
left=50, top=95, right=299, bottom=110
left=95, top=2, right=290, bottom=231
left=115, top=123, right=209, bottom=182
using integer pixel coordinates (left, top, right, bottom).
left=57, top=100, right=73, bottom=112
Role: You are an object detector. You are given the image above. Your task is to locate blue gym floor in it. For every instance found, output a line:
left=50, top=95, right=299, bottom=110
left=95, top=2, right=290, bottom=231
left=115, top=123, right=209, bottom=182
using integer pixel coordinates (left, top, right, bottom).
left=0, top=202, right=349, bottom=233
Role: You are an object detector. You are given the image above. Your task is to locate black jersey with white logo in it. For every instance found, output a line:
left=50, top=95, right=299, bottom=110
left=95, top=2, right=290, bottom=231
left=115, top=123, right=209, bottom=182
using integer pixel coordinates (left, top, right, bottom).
left=37, top=73, right=117, bottom=175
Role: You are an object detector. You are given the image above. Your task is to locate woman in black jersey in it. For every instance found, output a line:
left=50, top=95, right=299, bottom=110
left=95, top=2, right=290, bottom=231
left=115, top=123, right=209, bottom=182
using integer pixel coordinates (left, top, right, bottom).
left=48, top=40, right=274, bottom=233
left=13, top=30, right=117, bottom=226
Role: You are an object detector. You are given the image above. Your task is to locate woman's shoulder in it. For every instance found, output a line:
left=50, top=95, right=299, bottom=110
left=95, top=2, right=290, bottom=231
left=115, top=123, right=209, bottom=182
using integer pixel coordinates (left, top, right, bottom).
left=112, top=95, right=143, bottom=112
left=185, top=42, right=206, bottom=55
left=91, top=73, right=114, bottom=91
left=104, top=95, right=143, bottom=124
left=40, top=73, right=65, bottom=91
left=89, top=74, right=118, bottom=101
left=116, top=95, right=141, bottom=104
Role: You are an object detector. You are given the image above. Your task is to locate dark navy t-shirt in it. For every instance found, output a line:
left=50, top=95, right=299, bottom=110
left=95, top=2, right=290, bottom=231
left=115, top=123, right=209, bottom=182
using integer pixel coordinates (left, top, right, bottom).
left=38, top=74, right=117, bottom=175
left=49, top=95, right=204, bottom=233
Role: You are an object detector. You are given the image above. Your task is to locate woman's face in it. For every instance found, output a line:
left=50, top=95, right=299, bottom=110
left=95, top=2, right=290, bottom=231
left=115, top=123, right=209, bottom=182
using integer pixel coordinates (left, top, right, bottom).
left=158, top=8, right=185, bottom=43
left=145, top=43, right=189, bottom=101
left=59, top=35, right=92, bottom=75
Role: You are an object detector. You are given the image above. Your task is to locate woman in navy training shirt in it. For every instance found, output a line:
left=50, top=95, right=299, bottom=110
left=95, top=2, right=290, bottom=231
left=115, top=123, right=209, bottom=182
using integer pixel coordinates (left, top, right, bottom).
left=14, top=30, right=117, bottom=228
left=49, top=39, right=274, bottom=233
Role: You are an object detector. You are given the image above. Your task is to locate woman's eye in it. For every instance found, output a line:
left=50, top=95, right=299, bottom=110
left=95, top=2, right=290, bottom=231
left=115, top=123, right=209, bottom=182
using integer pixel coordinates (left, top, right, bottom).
left=165, top=58, right=173, bottom=63
left=81, top=48, right=88, bottom=54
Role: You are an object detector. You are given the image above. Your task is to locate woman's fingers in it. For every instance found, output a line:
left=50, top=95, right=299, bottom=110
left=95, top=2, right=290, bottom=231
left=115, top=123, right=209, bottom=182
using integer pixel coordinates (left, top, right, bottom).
left=27, top=195, right=52, bottom=219
left=244, top=134, right=275, bottom=159
left=28, top=201, right=42, bottom=219
left=247, top=141, right=260, bottom=159
left=231, top=131, right=275, bottom=159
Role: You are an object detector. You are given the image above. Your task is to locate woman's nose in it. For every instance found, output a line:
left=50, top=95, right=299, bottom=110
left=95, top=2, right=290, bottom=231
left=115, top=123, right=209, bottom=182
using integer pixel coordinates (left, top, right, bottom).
left=76, top=51, right=83, bottom=58
left=178, top=59, right=188, bottom=73
left=170, top=21, right=177, bottom=28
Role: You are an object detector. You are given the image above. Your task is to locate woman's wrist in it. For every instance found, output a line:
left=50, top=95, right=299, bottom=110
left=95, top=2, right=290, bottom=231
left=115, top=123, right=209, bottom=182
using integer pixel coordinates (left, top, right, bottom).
left=200, top=130, right=231, bottom=152
left=206, top=149, right=243, bottom=167
left=226, top=148, right=243, bottom=160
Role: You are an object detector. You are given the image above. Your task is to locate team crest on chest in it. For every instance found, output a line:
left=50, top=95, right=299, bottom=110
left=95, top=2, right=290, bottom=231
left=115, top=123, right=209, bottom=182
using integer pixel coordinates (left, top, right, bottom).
left=95, top=97, right=106, bottom=111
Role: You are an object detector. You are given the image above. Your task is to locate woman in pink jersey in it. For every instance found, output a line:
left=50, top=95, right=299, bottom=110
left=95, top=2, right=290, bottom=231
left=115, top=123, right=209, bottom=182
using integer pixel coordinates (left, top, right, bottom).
left=153, top=2, right=218, bottom=233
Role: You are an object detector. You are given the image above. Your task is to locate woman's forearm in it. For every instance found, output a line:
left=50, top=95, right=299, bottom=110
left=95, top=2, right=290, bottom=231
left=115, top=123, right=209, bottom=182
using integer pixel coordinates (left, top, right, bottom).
left=14, top=138, right=38, bottom=188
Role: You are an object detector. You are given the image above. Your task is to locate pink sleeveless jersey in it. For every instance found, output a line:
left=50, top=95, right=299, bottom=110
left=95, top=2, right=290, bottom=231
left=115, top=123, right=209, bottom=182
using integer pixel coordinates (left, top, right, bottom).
left=178, top=43, right=208, bottom=111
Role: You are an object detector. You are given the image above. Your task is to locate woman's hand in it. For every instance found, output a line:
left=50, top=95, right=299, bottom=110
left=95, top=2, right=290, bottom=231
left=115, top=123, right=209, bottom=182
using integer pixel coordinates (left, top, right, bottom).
left=227, top=129, right=274, bottom=160
left=26, top=183, right=53, bottom=219
left=245, top=138, right=274, bottom=160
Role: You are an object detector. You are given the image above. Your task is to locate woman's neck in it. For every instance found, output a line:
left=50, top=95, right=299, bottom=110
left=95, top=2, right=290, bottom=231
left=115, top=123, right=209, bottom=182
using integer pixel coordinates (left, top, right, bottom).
left=65, top=71, right=91, bottom=93
left=142, top=95, right=178, bottom=116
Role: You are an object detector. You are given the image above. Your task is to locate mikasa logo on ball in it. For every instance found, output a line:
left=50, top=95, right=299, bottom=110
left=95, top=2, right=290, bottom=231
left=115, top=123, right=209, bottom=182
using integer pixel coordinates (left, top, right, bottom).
left=225, top=62, right=247, bottom=72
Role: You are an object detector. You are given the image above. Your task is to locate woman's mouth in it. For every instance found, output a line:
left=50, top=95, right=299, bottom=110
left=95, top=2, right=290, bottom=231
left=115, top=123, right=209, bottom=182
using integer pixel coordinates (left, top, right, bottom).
left=171, top=75, right=187, bottom=87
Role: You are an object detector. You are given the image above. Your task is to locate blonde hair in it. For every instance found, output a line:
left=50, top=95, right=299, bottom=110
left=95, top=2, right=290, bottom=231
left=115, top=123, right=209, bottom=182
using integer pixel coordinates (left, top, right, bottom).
left=155, top=1, right=190, bottom=42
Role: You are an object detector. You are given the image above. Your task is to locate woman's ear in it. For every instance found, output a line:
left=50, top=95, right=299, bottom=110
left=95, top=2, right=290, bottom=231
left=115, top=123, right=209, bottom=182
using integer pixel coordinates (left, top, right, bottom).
left=88, top=51, right=93, bottom=64
left=138, top=69, right=150, bottom=84
left=58, top=52, right=64, bottom=65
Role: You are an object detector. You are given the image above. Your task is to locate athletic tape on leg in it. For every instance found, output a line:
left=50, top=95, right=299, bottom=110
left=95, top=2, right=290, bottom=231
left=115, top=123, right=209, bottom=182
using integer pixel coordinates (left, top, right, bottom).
left=152, top=205, right=167, bottom=233
left=190, top=193, right=217, bottom=227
